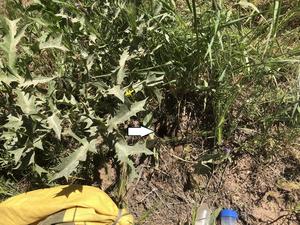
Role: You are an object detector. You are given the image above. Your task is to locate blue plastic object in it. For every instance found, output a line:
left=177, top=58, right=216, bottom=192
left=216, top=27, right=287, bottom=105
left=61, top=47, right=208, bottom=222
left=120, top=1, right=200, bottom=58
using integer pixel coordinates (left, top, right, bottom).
left=220, top=209, right=238, bottom=218
left=220, top=209, right=238, bottom=225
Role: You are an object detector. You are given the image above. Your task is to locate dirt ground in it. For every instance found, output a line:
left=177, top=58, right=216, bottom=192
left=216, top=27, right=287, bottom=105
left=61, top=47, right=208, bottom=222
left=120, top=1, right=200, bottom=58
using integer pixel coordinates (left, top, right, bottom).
left=1, top=1, right=299, bottom=224
left=121, top=142, right=300, bottom=225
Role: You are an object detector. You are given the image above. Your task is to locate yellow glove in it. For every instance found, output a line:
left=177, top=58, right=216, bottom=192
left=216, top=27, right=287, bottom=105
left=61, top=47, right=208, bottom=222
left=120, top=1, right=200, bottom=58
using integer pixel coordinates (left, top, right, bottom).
left=0, top=185, right=133, bottom=225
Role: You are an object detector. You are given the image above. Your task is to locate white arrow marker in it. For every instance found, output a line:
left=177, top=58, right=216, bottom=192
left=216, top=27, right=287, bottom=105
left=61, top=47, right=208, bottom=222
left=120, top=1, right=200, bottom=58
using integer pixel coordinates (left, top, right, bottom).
left=128, top=126, right=154, bottom=137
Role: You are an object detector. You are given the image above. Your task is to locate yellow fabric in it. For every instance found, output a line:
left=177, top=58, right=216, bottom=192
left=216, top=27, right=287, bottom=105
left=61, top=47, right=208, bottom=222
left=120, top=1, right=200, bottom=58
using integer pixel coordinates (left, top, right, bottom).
left=0, top=185, right=133, bottom=225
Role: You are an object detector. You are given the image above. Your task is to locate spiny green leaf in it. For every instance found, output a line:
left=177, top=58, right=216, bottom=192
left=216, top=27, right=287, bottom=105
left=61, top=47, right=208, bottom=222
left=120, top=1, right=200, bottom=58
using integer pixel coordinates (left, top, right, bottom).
left=47, top=113, right=62, bottom=140
left=0, top=73, right=21, bottom=84
left=0, top=73, right=56, bottom=87
left=39, top=34, right=68, bottom=51
left=33, top=139, right=44, bottom=150
left=51, top=146, right=87, bottom=181
left=34, top=164, right=48, bottom=176
left=50, top=129, right=97, bottom=181
left=80, top=116, right=93, bottom=129
left=28, top=150, right=35, bottom=166
left=20, top=76, right=57, bottom=87
left=115, top=140, right=153, bottom=163
left=3, top=115, right=23, bottom=129
left=15, top=89, right=37, bottom=115
left=51, top=139, right=96, bottom=181
left=107, top=99, right=147, bottom=131
left=57, top=94, right=78, bottom=105
left=115, top=139, right=153, bottom=180
left=0, top=130, right=17, bottom=144
left=117, top=50, right=130, bottom=85
left=86, top=126, right=97, bottom=136
left=0, top=18, right=28, bottom=72
left=107, top=85, right=124, bottom=102
left=10, top=147, right=25, bottom=164
left=63, top=129, right=97, bottom=153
